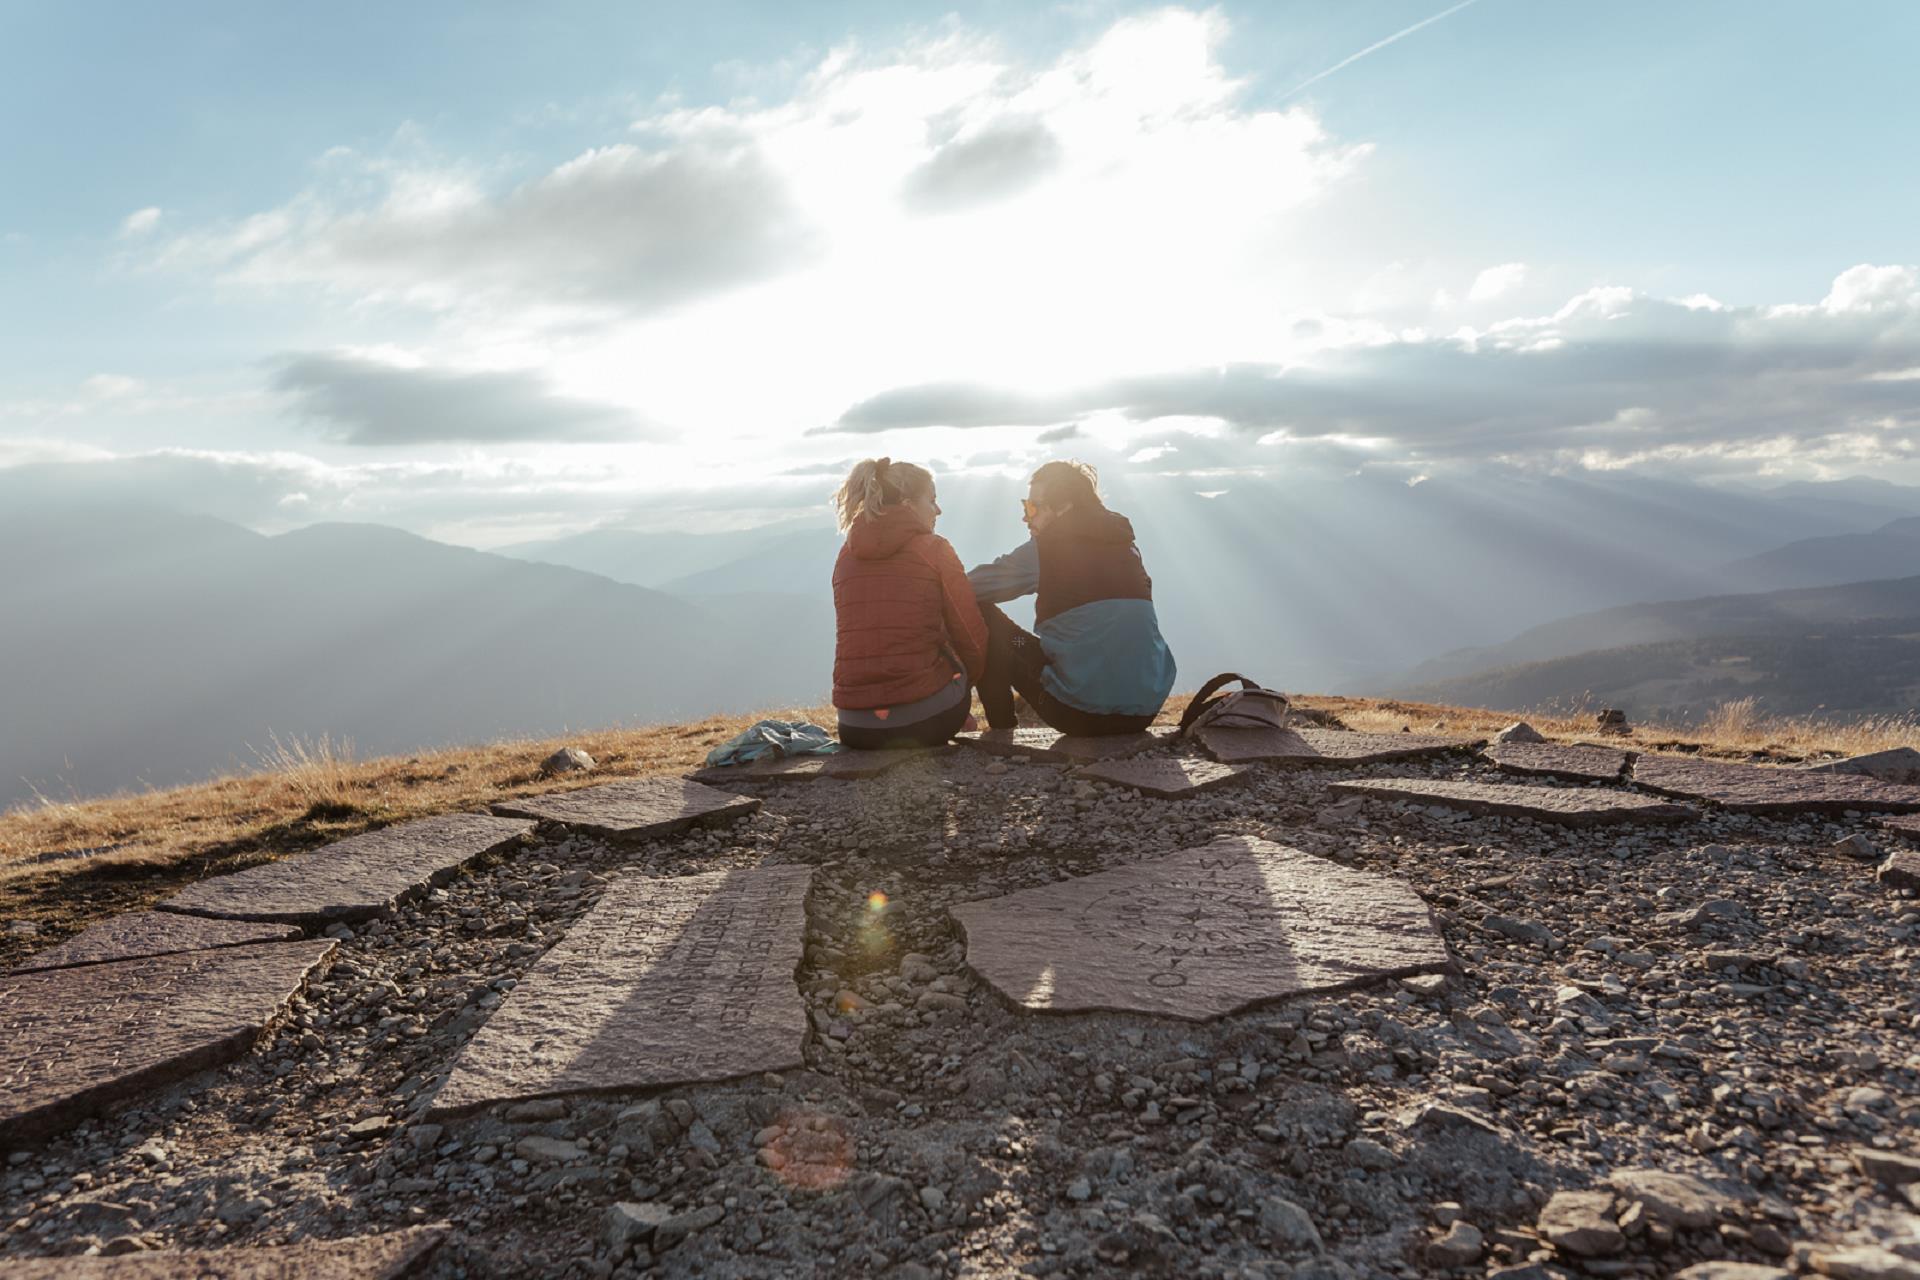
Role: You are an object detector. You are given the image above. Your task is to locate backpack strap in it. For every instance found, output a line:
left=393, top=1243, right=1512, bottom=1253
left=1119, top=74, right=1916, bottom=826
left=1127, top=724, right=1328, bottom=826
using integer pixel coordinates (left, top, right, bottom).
left=1178, top=672, right=1267, bottom=733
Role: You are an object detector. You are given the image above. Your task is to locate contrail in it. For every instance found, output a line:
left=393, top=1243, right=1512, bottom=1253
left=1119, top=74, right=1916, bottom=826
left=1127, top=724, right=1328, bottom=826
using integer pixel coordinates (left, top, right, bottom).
left=1281, top=0, right=1484, bottom=100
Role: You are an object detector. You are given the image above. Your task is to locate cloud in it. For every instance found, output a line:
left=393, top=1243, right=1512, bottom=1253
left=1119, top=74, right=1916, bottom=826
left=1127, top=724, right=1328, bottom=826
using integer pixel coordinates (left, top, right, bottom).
left=902, top=118, right=1064, bottom=214
left=1468, top=261, right=1527, bottom=302
left=271, top=352, right=663, bottom=446
left=119, top=207, right=161, bottom=238
left=165, top=143, right=822, bottom=317
left=1036, top=424, right=1081, bottom=443
left=818, top=266, right=1920, bottom=474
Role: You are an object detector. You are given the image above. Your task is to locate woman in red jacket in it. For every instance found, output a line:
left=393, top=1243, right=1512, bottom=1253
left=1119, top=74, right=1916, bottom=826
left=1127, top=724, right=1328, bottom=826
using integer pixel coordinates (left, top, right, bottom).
left=831, top=457, right=988, bottom=750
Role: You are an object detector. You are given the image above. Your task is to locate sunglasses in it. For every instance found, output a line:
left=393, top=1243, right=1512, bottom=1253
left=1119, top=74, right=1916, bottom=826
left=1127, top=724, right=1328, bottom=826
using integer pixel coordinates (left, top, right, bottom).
left=1021, top=498, right=1040, bottom=521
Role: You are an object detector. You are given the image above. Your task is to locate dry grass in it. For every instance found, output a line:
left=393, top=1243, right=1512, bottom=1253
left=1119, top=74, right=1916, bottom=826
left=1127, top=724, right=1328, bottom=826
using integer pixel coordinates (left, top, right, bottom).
left=3, top=690, right=1911, bottom=966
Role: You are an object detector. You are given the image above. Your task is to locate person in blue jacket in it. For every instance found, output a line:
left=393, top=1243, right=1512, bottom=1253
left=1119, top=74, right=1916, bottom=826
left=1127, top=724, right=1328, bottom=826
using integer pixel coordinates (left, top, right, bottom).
left=967, top=460, right=1177, bottom=735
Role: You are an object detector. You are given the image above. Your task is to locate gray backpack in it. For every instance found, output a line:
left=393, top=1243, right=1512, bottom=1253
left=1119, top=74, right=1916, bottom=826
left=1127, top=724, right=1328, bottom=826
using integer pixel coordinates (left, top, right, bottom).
left=1179, top=673, right=1291, bottom=736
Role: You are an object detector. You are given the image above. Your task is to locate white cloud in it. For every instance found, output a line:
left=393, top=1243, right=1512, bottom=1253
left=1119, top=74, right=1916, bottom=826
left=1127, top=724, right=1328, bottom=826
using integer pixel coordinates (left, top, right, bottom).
left=1467, top=261, right=1527, bottom=302
left=118, top=206, right=161, bottom=238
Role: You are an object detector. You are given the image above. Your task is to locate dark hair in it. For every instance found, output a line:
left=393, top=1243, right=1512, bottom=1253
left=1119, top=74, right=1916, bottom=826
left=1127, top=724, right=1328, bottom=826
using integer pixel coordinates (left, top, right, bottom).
left=1030, top=459, right=1101, bottom=511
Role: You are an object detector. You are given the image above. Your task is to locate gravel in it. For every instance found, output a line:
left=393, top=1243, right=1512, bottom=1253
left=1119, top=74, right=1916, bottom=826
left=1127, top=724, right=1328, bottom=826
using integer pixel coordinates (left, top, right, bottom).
left=2, top=742, right=1917, bottom=1277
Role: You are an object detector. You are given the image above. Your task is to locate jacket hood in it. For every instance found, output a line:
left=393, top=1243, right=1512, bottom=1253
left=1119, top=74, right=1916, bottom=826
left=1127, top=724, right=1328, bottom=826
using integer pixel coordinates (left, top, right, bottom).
left=846, top=504, right=929, bottom=559
left=1051, top=504, right=1136, bottom=545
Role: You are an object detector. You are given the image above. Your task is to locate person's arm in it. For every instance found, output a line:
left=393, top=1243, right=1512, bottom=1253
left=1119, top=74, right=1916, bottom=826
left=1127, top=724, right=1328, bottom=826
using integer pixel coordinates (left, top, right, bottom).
left=966, top=539, right=1039, bottom=604
left=915, top=538, right=989, bottom=681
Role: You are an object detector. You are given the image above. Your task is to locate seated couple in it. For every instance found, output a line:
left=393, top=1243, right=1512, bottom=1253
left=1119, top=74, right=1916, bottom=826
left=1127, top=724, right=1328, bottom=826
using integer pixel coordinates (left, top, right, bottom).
left=830, top=457, right=1177, bottom=750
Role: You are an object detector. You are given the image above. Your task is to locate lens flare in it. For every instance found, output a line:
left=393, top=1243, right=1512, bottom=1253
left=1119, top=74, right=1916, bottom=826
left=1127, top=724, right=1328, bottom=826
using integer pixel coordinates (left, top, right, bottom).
left=867, top=891, right=888, bottom=913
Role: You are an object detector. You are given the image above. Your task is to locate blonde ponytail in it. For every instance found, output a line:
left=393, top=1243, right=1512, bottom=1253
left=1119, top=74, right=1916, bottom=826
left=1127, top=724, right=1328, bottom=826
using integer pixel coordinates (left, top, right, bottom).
left=833, top=457, right=935, bottom=531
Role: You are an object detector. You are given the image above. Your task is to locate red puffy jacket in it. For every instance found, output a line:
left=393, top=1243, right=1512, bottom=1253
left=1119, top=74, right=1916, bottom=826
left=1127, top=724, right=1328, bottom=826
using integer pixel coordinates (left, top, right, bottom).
left=832, top=506, right=988, bottom=709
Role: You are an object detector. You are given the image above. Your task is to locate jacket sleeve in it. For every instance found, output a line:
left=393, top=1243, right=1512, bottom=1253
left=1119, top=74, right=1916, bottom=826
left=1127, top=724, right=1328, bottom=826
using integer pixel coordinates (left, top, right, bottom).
left=918, top=537, right=989, bottom=682
left=966, top=538, right=1039, bottom=604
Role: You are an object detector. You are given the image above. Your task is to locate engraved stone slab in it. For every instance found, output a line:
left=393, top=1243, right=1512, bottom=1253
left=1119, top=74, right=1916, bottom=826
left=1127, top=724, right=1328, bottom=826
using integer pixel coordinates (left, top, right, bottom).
left=1199, top=725, right=1480, bottom=766
left=1484, top=741, right=1630, bottom=783
left=15, top=912, right=301, bottom=973
left=491, top=777, right=758, bottom=841
left=950, top=836, right=1449, bottom=1020
left=160, top=813, right=533, bottom=925
left=0, top=1227, right=445, bottom=1278
left=690, top=746, right=946, bottom=786
left=0, top=940, right=336, bottom=1147
left=1632, top=755, right=1920, bottom=815
left=957, top=728, right=1170, bottom=761
left=1329, top=778, right=1698, bottom=827
left=1074, top=757, right=1254, bottom=798
left=430, top=865, right=811, bottom=1115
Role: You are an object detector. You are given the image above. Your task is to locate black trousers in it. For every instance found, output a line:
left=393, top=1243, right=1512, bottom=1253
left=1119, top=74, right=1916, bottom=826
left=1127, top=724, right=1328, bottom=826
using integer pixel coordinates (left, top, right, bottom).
left=977, top=603, right=1157, bottom=736
left=837, top=695, right=971, bottom=751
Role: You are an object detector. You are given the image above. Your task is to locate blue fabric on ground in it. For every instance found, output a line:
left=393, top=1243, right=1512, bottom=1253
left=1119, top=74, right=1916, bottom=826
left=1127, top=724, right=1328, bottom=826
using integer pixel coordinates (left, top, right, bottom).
left=704, top=719, right=844, bottom=767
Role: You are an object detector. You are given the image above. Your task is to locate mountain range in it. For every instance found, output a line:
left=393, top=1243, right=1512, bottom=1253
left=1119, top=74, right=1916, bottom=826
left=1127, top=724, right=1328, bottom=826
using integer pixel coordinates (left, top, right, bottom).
left=7, top=467, right=1920, bottom=810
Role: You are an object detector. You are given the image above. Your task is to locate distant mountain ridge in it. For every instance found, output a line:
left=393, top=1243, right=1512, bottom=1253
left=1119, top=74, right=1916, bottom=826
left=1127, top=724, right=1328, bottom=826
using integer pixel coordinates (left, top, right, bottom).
left=1399, top=574, right=1920, bottom=719
left=0, top=504, right=832, bottom=811
left=1715, top=516, right=1920, bottom=593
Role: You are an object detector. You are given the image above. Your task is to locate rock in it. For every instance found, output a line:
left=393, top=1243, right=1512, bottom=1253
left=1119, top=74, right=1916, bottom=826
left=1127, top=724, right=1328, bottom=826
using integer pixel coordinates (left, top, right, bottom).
left=1199, top=725, right=1476, bottom=766
left=1485, top=741, right=1629, bottom=783
left=1482, top=914, right=1558, bottom=949
left=1496, top=721, right=1547, bottom=744
left=1344, top=1137, right=1397, bottom=1171
left=1258, top=1196, right=1323, bottom=1251
left=1425, top=1221, right=1484, bottom=1267
left=950, top=836, right=1449, bottom=1019
left=653, top=1203, right=724, bottom=1251
left=918, top=1186, right=947, bottom=1213
left=0, top=1229, right=447, bottom=1276
left=1330, top=777, right=1695, bottom=827
left=1596, top=708, right=1631, bottom=735
left=1608, top=1168, right=1735, bottom=1230
left=0, top=939, right=338, bottom=1146
left=491, top=777, right=759, bottom=842
left=345, top=1115, right=397, bottom=1142
left=1676, top=1265, right=1793, bottom=1280
left=1835, top=833, right=1883, bottom=862
left=1853, top=1147, right=1920, bottom=1186
left=159, top=813, right=535, bottom=924
left=1066, top=1177, right=1092, bottom=1202
left=1537, top=1188, right=1623, bottom=1257
left=515, top=1135, right=583, bottom=1164
left=1632, top=755, right=1920, bottom=816
left=1073, top=756, right=1253, bottom=798
left=1807, top=1244, right=1920, bottom=1280
left=1879, top=850, right=1920, bottom=892
left=1804, top=747, right=1920, bottom=784
left=12, top=911, right=302, bottom=974
left=541, top=746, right=596, bottom=776
left=504, top=1098, right=569, bottom=1122
left=431, top=866, right=811, bottom=1115
left=605, top=1201, right=672, bottom=1254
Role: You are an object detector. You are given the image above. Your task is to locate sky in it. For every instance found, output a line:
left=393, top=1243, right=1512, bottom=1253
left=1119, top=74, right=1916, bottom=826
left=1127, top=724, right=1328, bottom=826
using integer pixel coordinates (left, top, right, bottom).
left=3, top=1, right=1918, bottom=546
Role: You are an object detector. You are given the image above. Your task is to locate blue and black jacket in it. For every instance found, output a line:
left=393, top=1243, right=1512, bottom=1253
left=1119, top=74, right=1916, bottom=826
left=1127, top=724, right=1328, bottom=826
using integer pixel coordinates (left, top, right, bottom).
left=967, top=505, right=1177, bottom=717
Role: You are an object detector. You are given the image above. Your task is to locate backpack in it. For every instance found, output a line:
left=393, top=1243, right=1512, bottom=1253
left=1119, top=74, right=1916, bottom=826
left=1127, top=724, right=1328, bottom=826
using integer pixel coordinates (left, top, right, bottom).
left=1178, top=673, right=1291, bottom=736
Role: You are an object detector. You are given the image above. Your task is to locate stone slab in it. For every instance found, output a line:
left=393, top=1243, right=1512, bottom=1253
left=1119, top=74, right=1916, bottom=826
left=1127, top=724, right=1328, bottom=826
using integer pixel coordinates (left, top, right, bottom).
left=1876, top=813, right=1920, bottom=843
left=690, top=746, right=946, bottom=786
left=950, top=836, right=1449, bottom=1020
left=1631, top=755, right=1920, bottom=815
left=0, top=1227, right=445, bottom=1278
left=160, top=813, right=534, bottom=926
left=15, top=912, right=302, bottom=974
left=1073, top=757, right=1254, bottom=798
left=0, top=940, right=336, bottom=1147
left=957, top=728, right=1172, bottom=762
left=491, top=777, right=758, bottom=841
left=429, top=864, right=812, bottom=1116
left=1803, top=746, right=1920, bottom=785
left=1329, top=777, right=1698, bottom=827
left=1483, top=741, right=1630, bottom=783
left=1198, top=725, right=1480, bottom=767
